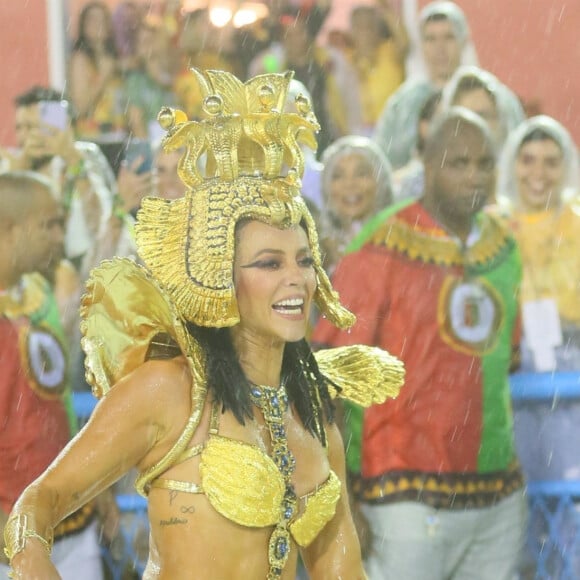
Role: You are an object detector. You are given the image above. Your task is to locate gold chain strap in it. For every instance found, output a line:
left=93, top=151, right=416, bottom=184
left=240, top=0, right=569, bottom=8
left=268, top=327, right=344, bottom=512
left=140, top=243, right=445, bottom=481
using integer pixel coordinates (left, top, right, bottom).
left=249, top=383, right=297, bottom=579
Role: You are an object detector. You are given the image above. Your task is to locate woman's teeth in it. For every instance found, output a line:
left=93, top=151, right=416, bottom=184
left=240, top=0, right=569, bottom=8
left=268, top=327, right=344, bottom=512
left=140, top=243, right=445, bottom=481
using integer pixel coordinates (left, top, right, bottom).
left=272, top=298, right=304, bottom=314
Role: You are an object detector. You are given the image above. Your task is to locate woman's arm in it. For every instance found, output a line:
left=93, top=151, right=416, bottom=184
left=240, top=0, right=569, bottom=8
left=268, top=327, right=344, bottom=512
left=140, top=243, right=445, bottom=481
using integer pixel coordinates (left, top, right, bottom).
left=5, top=357, right=191, bottom=578
left=378, top=0, right=409, bottom=63
left=301, top=422, right=367, bottom=580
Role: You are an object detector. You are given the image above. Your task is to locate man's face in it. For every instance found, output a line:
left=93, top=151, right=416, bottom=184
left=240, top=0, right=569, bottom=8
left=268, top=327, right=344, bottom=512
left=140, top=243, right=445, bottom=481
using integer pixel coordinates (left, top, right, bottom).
left=13, top=187, right=65, bottom=279
left=421, top=19, right=462, bottom=85
left=425, top=123, right=496, bottom=221
left=15, top=104, right=60, bottom=165
left=15, top=104, right=42, bottom=150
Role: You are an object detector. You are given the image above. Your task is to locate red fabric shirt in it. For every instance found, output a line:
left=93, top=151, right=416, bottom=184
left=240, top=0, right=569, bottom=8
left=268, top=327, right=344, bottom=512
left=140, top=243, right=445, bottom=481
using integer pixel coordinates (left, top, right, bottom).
left=313, top=240, right=485, bottom=476
left=0, top=318, right=70, bottom=513
left=312, top=203, right=520, bottom=478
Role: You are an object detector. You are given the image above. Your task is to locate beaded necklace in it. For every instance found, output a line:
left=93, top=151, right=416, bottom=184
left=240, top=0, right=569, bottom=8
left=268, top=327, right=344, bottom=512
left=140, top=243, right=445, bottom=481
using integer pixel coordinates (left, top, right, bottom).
left=249, top=382, right=297, bottom=579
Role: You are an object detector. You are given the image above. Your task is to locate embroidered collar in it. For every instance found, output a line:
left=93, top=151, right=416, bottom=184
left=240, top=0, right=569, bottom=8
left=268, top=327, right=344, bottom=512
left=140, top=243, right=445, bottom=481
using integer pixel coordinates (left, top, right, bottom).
left=0, top=275, right=46, bottom=319
left=369, top=202, right=514, bottom=270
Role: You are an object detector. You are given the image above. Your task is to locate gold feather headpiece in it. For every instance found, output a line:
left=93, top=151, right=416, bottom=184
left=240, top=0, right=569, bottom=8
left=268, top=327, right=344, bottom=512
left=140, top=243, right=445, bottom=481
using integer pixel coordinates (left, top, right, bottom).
left=135, top=68, right=355, bottom=329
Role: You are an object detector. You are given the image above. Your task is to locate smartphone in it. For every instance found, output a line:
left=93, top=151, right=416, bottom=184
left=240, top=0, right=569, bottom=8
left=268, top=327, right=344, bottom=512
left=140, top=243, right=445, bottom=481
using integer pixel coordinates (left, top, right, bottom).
left=123, top=138, right=153, bottom=175
left=39, top=100, right=69, bottom=131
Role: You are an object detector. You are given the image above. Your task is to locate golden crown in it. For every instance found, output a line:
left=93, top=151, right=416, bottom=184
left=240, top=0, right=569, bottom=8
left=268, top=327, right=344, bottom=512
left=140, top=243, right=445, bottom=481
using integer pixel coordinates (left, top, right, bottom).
left=134, top=68, right=355, bottom=330
left=157, top=69, right=320, bottom=189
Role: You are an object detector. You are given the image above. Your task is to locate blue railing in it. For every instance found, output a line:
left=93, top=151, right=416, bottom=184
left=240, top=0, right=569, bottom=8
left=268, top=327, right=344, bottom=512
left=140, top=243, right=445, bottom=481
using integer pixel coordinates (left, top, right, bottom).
left=510, top=372, right=580, bottom=579
left=73, top=371, right=580, bottom=580
left=510, top=372, right=580, bottom=402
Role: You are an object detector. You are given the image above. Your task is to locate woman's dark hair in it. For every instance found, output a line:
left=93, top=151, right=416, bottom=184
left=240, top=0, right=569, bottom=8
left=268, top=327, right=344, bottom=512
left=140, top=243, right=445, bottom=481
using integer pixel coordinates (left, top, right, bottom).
left=14, top=86, right=78, bottom=125
left=186, top=325, right=336, bottom=446
left=520, top=128, right=562, bottom=150
left=73, top=1, right=118, bottom=64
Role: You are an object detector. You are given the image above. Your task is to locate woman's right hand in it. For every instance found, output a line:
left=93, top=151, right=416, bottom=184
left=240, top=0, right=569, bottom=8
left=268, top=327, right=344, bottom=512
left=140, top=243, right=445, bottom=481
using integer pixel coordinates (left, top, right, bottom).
left=9, top=539, right=60, bottom=580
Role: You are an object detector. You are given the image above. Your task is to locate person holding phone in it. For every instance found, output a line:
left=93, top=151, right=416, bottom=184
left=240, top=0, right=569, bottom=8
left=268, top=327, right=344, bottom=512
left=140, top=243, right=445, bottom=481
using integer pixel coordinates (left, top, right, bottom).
left=116, top=138, right=155, bottom=217
left=3, top=86, right=131, bottom=281
left=2, top=86, right=138, bottom=435
left=117, top=141, right=188, bottom=218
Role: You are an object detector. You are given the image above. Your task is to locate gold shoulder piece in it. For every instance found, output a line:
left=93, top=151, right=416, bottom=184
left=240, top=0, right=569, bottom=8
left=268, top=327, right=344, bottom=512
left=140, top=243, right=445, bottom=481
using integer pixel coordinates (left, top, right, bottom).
left=79, top=258, right=194, bottom=398
left=314, top=346, right=405, bottom=407
left=80, top=258, right=210, bottom=496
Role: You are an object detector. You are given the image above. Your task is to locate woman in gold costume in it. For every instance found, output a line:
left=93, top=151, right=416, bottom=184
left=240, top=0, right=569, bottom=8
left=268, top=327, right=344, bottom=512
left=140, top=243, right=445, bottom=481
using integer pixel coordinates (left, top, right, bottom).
left=4, top=70, right=404, bottom=580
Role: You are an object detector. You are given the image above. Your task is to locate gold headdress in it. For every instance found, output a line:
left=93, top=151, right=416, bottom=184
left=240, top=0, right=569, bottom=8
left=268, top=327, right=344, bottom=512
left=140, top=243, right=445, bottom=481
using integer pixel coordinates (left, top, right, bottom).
left=135, top=68, right=355, bottom=329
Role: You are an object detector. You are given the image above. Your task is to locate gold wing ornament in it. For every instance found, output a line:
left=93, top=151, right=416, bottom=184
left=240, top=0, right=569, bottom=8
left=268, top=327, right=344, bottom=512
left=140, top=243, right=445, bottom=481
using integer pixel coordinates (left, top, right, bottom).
left=314, top=346, right=405, bottom=407
left=79, top=258, right=209, bottom=496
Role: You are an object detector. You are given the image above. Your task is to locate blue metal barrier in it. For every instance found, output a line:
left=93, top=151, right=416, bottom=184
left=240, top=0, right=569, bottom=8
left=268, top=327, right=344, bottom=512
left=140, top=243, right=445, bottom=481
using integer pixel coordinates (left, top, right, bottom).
left=510, top=372, right=580, bottom=402
left=510, top=372, right=580, bottom=580
left=524, top=481, right=580, bottom=580
left=101, top=494, right=148, bottom=580
left=73, top=372, right=580, bottom=580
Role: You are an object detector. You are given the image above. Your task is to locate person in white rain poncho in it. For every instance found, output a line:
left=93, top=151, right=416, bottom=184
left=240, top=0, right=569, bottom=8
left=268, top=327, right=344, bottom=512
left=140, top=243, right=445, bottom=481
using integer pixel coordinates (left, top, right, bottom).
left=496, top=116, right=580, bottom=482
left=374, top=1, right=477, bottom=170
left=440, top=65, right=525, bottom=156
left=318, top=136, right=394, bottom=274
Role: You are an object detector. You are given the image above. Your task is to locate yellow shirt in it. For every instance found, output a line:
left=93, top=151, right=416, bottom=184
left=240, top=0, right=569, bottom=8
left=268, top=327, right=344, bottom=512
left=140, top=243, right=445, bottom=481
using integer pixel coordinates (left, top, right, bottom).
left=512, top=203, right=580, bottom=324
left=346, top=40, right=404, bottom=128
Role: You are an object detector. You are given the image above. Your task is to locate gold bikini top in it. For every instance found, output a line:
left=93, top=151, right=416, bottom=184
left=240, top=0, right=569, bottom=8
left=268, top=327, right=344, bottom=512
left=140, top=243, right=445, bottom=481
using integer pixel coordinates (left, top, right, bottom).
left=150, top=399, right=341, bottom=548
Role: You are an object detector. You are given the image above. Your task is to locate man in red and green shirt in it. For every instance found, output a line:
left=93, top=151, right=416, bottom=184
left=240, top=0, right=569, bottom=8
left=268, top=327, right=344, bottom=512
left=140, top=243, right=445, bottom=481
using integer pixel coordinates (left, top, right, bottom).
left=313, top=108, right=526, bottom=580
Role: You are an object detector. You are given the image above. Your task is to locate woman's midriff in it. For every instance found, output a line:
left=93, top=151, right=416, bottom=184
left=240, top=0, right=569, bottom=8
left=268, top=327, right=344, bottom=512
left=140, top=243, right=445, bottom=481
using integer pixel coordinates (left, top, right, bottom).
left=143, top=487, right=300, bottom=579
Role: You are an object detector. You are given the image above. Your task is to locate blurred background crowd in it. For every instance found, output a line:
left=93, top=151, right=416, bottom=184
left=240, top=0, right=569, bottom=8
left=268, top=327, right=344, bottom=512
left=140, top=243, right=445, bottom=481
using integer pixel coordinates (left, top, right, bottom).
left=1, top=0, right=580, bottom=578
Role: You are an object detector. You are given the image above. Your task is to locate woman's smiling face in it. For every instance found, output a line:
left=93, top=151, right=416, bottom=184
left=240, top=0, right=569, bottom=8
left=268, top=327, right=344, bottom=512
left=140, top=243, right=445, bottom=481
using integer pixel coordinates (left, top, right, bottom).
left=515, top=137, right=565, bottom=211
left=328, top=153, right=378, bottom=223
left=232, top=221, right=317, bottom=345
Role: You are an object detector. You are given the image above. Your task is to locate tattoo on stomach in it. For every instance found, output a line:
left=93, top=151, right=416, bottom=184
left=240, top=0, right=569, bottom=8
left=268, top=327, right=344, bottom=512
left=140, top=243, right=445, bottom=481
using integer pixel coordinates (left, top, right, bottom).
left=160, top=517, right=188, bottom=526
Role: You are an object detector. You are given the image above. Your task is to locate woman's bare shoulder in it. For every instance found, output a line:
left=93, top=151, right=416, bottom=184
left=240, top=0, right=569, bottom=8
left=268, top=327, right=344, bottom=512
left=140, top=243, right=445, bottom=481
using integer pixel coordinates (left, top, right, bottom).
left=103, top=356, right=193, bottom=425
left=127, top=355, right=191, bottom=391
